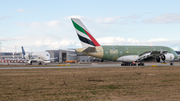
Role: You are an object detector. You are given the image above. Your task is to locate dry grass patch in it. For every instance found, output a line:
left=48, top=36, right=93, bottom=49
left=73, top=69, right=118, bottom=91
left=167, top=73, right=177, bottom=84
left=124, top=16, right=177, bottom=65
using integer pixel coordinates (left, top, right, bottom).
left=0, top=66, right=180, bottom=101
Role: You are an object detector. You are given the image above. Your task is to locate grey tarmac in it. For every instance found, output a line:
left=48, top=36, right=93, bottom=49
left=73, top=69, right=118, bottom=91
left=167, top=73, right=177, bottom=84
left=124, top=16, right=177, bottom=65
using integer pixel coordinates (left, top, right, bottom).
left=0, top=62, right=180, bottom=69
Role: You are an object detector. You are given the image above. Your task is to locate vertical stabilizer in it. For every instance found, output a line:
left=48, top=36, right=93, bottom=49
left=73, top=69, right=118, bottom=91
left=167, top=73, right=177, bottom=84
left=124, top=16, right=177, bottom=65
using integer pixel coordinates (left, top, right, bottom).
left=21, top=46, right=26, bottom=59
left=71, top=18, right=100, bottom=48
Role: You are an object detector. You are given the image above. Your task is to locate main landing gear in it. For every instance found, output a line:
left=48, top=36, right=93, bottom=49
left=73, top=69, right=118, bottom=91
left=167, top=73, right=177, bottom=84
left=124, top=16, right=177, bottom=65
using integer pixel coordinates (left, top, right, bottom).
left=30, top=61, right=33, bottom=65
left=121, top=62, right=174, bottom=66
left=121, top=62, right=136, bottom=66
left=138, top=62, right=144, bottom=66
left=121, top=62, right=144, bottom=66
left=39, top=62, right=42, bottom=65
left=170, top=62, right=173, bottom=66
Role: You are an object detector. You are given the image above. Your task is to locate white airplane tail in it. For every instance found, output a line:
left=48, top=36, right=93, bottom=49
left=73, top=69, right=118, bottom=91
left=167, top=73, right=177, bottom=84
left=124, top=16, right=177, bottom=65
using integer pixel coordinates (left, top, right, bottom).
left=71, top=18, right=100, bottom=48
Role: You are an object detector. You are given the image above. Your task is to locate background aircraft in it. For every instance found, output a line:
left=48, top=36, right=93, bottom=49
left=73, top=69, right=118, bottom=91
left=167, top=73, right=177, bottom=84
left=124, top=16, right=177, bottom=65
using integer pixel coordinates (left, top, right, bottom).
left=22, top=46, right=51, bottom=65
left=71, top=18, right=178, bottom=66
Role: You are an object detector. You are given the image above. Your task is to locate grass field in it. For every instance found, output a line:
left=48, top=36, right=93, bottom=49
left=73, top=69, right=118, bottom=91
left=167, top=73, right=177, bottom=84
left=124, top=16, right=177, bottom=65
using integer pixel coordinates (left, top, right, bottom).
left=0, top=66, right=180, bottom=101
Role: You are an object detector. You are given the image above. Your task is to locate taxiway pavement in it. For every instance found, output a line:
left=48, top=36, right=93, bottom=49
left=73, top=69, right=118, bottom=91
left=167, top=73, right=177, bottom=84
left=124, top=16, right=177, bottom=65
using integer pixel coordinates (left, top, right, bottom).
left=0, top=62, right=180, bottom=69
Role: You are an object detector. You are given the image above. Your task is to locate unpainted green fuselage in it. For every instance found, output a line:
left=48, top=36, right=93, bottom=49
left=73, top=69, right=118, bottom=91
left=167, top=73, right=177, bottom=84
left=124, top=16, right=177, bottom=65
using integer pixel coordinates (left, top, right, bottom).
left=101, top=45, right=178, bottom=61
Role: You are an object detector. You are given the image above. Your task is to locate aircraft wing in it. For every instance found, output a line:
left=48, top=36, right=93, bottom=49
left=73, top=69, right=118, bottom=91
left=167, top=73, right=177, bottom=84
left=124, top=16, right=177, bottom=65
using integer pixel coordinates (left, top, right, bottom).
left=49, top=57, right=58, bottom=60
left=150, top=50, right=168, bottom=56
left=136, top=50, right=168, bottom=62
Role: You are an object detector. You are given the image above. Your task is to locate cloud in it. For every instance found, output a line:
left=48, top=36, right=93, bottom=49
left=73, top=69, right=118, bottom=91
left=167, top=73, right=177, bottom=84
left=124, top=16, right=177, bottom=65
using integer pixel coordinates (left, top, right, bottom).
left=97, top=37, right=180, bottom=50
left=65, top=15, right=85, bottom=19
left=0, top=37, right=21, bottom=41
left=96, top=16, right=122, bottom=24
left=0, top=16, right=12, bottom=20
left=172, top=46, right=178, bottom=51
left=1, top=36, right=180, bottom=52
left=143, top=14, right=180, bottom=23
left=145, top=38, right=168, bottom=44
left=44, top=21, right=62, bottom=26
left=95, top=15, right=139, bottom=24
left=45, top=38, right=77, bottom=49
left=0, top=36, right=80, bottom=52
left=97, top=37, right=126, bottom=45
left=14, top=23, right=27, bottom=26
left=32, top=38, right=77, bottom=49
left=97, top=37, right=140, bottom=45
left=15, top=9, right=25, bottom=12
left=64, top=15, right=139, bottom=24
left=64, top=15, right=93, bottom=23
left=30, top=22, right=41, bottom=26
left=15, top=21, right=63, bottom=26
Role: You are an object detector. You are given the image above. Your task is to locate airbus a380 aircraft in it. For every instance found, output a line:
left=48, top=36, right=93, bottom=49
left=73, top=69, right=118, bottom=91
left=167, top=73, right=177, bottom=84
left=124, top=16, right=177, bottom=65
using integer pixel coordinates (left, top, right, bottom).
left=71, top=18, right=178, bottom=66
left=22, top=46, right=51, bottom=65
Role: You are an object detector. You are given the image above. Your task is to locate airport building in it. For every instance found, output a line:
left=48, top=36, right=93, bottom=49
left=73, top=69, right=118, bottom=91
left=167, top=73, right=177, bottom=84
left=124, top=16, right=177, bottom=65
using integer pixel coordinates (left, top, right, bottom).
left=0, top=52, right=23, bottom=61
left=46, top=49, right=95, bottom=63
left=0, top=49, right=97, bottom=63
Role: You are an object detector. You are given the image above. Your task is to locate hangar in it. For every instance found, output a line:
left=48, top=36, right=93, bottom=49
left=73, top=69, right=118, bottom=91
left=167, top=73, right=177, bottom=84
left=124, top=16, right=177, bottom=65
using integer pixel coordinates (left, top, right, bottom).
left=0, top=52, right=23, bottom=61
left=46, top=49, right=96, bottom=63
left=0, top=49, right=97, bottom=63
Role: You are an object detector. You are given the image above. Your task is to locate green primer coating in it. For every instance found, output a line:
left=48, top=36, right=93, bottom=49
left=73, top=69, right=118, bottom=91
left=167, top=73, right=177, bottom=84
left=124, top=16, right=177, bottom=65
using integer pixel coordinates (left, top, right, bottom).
left=102, top=45, right=178, bottom=61
left=71, top=20, right=87, bottom=36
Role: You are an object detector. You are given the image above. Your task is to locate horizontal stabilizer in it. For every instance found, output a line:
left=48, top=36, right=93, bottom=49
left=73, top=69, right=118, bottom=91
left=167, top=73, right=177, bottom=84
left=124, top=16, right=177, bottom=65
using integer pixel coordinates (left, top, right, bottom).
left=82, top=47, right=97, bottom=53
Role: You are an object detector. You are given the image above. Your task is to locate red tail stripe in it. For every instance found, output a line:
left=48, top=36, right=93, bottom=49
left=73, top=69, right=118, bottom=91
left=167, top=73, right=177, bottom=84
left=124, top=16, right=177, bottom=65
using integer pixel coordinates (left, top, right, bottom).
left=84, top=30, right=100, bottom=46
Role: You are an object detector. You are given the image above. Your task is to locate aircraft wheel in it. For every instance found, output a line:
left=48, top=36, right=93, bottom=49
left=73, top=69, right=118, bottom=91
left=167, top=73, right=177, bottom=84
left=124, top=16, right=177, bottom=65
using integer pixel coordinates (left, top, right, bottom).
left=39, top=62, right=42, bottom=65
left=170, top=63, right=173, bottom=66
left=138, top=63, right=144, bottom=66
left=131, top=63, right=135, bottom=66
left=142, top=63, right=144, bottom=66
left=121, top=63, right=124, bottom=66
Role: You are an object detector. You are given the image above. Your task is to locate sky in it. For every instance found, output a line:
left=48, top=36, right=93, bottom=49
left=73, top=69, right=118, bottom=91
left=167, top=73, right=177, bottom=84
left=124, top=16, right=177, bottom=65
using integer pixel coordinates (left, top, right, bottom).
left=1, top=0, right=180, bottom=52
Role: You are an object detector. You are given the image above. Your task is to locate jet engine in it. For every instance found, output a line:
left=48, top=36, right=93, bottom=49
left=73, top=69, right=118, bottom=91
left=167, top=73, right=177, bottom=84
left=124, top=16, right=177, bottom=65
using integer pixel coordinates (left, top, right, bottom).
left=156, top=53, right=175, bottom=62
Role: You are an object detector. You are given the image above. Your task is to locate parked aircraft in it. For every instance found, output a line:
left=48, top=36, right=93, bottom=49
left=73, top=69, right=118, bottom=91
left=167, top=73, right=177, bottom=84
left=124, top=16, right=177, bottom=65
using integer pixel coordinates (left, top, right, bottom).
left=71, top=18, right=178, bottom=66
left=22, top=46, right=51, bottom=65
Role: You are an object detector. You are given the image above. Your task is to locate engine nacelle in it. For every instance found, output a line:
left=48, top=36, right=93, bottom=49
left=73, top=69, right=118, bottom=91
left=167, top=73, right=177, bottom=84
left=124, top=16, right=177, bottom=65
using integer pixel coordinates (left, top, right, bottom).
left=156, top=53, right=175, bottom=63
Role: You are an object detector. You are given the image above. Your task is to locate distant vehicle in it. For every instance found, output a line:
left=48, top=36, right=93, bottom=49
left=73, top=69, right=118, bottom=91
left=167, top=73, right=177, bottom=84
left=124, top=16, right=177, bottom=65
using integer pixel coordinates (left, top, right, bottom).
left=71, top=18, right=178, bottom=66
left=22, top=46, right=50, bottom=65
